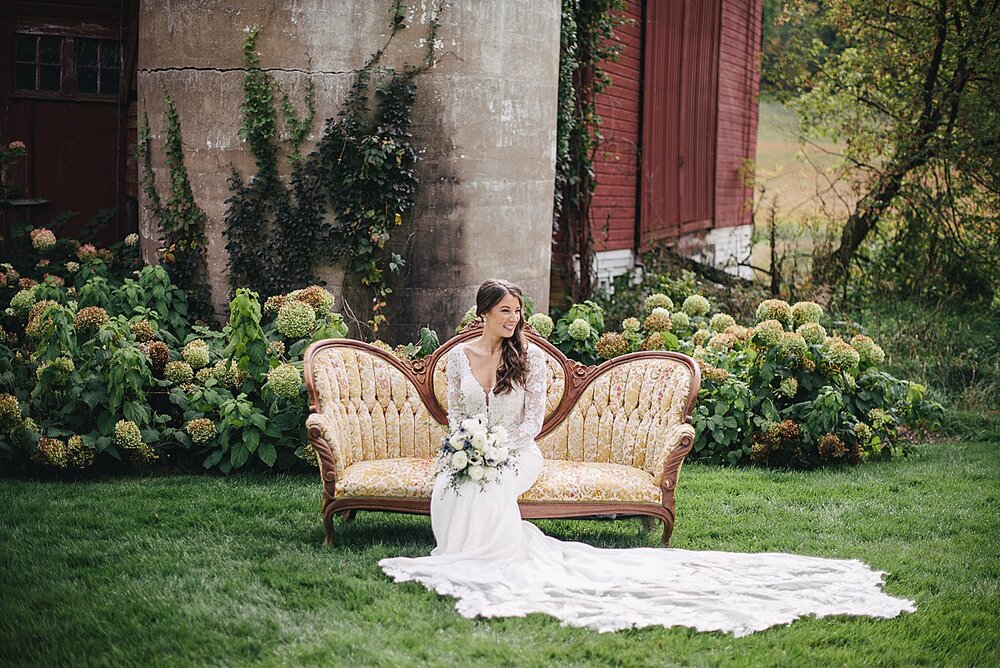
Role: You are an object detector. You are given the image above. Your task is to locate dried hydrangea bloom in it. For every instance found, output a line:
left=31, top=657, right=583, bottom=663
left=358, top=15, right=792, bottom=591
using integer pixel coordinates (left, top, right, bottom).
left=709, top=313, right=736, bottom=333
left=796, top=322, right=827, bottom=346
left=670, top=311, right=691, bottom=331
left=643, top=308, right=672, bottom=333
left=823, top=336, right=861, bottom=370
left=186, top=418, right=217, bottom=444
left=754, top=319, right=785, bottom=346
left=527, top=313, right=554, bottom=338
left=567, top=318, right=591, bottom=341
left=30, top=227, right=56, bottom=252
left=164, top=360, right=194, bottom=384
left=851, top=335, right=885, bottom=367
left=755, top=299, right=792, bottom=326
left=276, top=301, right=316, bottom=339
left=791, top=301, right=824, bottom=328
left=595, top=332, right=629, bottom=360
left=267, top=363, right=302, bottom=399
left=644, top=293, right=673, bottom=314
left=682, top=294, right=710, bottom=317
left=182, top=339, right=211, bottom=369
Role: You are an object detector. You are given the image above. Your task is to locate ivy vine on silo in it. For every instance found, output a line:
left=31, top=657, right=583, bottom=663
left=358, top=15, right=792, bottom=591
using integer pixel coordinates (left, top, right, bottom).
left=224, top=1, right=442, bottom=335
left=554, top=0, right=628, bottom=303
left=137, top=96, right=213, bottom=321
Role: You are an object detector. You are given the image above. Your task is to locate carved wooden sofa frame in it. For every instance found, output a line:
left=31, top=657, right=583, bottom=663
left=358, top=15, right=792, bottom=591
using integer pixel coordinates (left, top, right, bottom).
left=304, top=325, right=701, bottom=545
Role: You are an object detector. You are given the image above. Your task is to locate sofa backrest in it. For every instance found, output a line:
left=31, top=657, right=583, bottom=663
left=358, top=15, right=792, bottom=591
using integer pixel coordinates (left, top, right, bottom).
left=536, top=357, right=694, bottom=472
left=307, top=342, right=448, bottom=469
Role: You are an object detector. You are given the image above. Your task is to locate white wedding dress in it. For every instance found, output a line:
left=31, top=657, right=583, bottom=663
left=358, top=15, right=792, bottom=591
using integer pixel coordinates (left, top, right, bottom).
left=378, top=342, right=915, bottom=636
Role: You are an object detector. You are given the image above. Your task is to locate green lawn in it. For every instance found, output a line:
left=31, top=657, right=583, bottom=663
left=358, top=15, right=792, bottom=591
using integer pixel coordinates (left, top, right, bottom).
left=2, top=439, right=998, bottom=667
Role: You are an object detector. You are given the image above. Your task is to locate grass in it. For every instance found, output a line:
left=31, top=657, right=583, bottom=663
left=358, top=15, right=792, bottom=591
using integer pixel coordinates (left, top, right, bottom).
left=1, top=438, right=998, bottom=667
left=848, top=297, right=1000, bottom=415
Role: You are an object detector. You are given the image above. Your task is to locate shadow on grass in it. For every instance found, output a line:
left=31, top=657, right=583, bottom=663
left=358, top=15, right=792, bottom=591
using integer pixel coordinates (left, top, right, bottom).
left=323, top=511, right=660, bottom=552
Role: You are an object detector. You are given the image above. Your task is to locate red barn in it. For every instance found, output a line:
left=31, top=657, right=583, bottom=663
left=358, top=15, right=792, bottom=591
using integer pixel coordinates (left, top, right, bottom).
left=587, top=0, right=762, bottom=289
left=0, top=0, right=139, bottom=245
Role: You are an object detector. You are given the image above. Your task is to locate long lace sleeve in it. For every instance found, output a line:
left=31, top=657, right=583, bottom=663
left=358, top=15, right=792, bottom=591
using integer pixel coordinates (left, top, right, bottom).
left=506, top=345, right=546, bottom=448
left=446, top=348, right=464, bottom=432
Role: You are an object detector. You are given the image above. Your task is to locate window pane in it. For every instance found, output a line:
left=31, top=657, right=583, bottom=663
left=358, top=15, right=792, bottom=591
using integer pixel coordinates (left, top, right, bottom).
left=15, top=35, right=37, bottom=63
left=100, top=41, right=120, bottom=69
left=78, top=67, right=98, bottom=94
left=100, top=69, right=120, bottom=96
left=39, top=36, right=61, bottom=64
left=77, top=38, right=98, bottom=67
left=14, top=63, right=36, bottom=90
left=39, top=64, right=60, bottom=91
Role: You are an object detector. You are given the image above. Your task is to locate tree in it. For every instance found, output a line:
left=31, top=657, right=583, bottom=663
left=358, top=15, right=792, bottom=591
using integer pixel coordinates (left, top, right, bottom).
left=774, top=0, right=1000, bottom=297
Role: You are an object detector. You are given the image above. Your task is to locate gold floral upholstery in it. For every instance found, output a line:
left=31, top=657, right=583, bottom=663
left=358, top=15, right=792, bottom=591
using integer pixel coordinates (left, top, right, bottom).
left=520, top=459, right=661, bottom=505
left=537, top=359, right=693, bottom=479
left=334, top=457, right=661, bottom=505
left=336, top=458, right=437, bottom=498
left=309, top=347, right=447, bottom=475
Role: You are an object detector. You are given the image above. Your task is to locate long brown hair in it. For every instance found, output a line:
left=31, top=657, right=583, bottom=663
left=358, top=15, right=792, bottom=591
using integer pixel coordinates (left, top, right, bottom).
left=476, top=279, right=529, bottom=395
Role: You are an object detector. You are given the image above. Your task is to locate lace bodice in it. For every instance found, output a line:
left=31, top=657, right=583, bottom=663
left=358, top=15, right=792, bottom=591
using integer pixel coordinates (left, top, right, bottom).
left=446, top=342, right=546, bottom=448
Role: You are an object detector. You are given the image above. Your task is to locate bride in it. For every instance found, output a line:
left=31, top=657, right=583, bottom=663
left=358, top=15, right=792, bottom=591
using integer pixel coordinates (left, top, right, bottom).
left=378, top=279, right=915, bottom=636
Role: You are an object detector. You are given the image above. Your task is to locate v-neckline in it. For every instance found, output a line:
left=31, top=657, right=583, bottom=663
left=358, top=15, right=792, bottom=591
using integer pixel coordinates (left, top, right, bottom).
left=461, top=342, right=496, bottom=405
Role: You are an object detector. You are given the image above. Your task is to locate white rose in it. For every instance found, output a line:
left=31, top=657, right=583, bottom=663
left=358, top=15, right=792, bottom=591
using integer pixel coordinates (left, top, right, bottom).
left=451, top=450, right=469, bottom=470
left=483, top=445, right=498, bottom=463
left=468, top=465, right=485, bottom=481
left=462, top=416, right=486, bottom=434
left=449, top=432, right=465, bottom=449
left=471, top=431, right=488, bottom=452
left=484, top=467, right=499, bottom=483
left=494, top=445, right=510, bottom=462
left=491, top=425, right=508, bottom=442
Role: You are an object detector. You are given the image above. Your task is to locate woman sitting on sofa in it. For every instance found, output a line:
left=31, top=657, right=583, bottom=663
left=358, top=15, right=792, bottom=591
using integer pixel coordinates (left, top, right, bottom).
left=378, top=278, right=914, bottom=636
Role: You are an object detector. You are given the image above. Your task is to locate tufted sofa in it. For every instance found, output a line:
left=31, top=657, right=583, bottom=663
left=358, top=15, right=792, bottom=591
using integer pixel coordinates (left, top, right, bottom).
left=303, top=324, right=700, bottom=545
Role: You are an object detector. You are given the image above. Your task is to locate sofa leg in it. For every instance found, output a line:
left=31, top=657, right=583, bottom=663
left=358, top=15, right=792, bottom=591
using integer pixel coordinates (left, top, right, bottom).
left=661, top=520, right=672, bottom=546
left=340, top=510, right=357, bottom=523
left=323, top=512, right=335, bottom=546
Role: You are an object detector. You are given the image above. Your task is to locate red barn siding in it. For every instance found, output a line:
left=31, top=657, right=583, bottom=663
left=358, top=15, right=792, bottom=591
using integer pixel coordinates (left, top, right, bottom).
left=591, top=0, right=643, bottom=252
left=714, top=0, right=762, bottom=229
left=0, top=0, right=138, bottom=244
left=639, top=0, right=723, bottom=250
left=588, top=0, right=761, bottom=255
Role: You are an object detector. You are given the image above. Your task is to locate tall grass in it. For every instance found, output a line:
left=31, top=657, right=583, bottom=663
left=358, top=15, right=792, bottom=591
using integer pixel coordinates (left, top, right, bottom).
left=849, top=297, right=1000, bottom=416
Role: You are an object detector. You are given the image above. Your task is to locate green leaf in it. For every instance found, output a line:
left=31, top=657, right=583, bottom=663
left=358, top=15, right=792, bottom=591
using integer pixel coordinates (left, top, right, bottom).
left=243, top=429, right=260, bottom=452
left=202, top=450, right=222, bottom=469
left=258, top=441, right=277, bottom=467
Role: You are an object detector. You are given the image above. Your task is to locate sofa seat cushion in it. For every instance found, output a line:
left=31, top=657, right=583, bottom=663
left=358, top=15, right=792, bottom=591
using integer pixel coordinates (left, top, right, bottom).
left=519, top=460, right=661, bottom=505
left=337, top=457, right=661, bottom=505
left=337, top=458, right=437, bottom=499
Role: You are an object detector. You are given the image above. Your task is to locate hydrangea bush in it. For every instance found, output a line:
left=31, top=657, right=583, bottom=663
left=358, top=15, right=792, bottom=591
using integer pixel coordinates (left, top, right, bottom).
left=533, top=292, right=942, bottom=469
left=0, top=235, right=358, bottom=474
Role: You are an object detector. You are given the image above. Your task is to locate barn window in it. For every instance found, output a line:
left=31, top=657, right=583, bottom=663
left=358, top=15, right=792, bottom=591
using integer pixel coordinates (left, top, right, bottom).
left=76, top=38, right=121, bottom=96
left=14, top=34, right=63, bottom=93
left=12, top=33, right=121, bottom=99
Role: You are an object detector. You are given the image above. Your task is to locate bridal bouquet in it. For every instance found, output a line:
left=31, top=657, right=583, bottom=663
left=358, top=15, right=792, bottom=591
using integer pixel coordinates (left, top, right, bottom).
left=437, top=415, right=516, bottom=490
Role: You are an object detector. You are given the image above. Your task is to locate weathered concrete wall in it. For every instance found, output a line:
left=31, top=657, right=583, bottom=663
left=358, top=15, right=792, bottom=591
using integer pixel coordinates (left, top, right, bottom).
left=138, top=0, right=559, bottom=342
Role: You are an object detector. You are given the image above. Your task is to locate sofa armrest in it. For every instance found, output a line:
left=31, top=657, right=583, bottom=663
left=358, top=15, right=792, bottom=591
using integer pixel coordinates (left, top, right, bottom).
left=648, top=422, right=696, bottom=488
left=306, top=412, right=347, bottom=482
